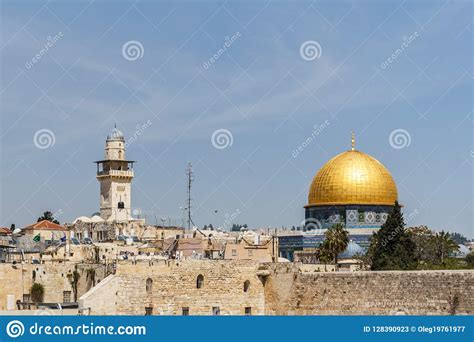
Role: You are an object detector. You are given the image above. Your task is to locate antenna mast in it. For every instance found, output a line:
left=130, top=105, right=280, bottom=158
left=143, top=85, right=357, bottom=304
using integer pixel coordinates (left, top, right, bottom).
left=186, top=163, right=194, bottom=230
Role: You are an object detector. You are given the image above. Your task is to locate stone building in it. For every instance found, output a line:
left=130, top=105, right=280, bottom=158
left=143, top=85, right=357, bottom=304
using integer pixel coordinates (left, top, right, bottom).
left=21, top=220, right=69, bottom=243
left=0, top=261, right=107, bottom=311
left=0, top=227, right=14, bottom=262
left=224, top=234, right=277, bottom=262
left=95, top=125, right=135, bottom=222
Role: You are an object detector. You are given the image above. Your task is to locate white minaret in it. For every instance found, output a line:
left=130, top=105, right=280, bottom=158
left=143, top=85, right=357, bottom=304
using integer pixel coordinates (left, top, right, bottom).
left=95, top=125, right=135, bottom=222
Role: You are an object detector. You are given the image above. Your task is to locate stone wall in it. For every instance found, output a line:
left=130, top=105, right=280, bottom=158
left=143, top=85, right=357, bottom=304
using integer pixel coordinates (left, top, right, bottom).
left=0, top=262, right=107, bottom=310
left=78, top=275, right=118, bottom=315
left=81, top=259, right=266, bottom=315
left=262, top=263, right=474, bottom=315
left=79, top=262, right=474, bottom=315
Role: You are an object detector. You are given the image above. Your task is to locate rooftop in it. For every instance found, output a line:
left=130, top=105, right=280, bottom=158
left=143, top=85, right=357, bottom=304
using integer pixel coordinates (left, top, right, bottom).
left=23, top=220, right=68, bottom=232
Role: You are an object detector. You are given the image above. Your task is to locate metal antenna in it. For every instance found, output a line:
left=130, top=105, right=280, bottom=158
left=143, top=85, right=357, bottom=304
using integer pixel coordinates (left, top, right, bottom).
left=186, top=163, right=194, bottom=230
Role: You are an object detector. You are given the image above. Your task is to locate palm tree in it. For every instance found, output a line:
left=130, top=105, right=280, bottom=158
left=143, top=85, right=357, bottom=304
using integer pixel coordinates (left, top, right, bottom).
left=433, top=231, right=458, bottom=265
left=324, top=224, right=349, bottom=268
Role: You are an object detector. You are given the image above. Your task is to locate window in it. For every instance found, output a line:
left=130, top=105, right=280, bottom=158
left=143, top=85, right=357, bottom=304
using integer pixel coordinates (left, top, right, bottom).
left=212, top=307, right=220, bottom=316
left=23, top=294, right=30, bottom=302
left=248, top=249, right=253, bottom=256
left=182, top=307, right=189, bottom=316
left=231, top=249, right=237, bottom=256
left=196, top=274, right=204, bottom=289
left=146, top=278, right=153, bottom=294
left=145, top=307, right=153, bottom=316
left=245, top=307, right=252, bottom=316
left=243, top=280, right=250, bottom=293
left=63, top=291, right=71, bottom=303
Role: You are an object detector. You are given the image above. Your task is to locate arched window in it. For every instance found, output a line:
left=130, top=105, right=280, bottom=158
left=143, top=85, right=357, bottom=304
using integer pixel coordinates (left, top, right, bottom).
left=196, top=274, right=204, bottom=289
left=244, top=280, right=250, bottom=293
left=146, top=278, right=153, bottom=294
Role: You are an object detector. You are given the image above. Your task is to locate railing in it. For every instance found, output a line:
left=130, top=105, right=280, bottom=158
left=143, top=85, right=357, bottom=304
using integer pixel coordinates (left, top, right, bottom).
left=97, top=170, right=134, bottom=177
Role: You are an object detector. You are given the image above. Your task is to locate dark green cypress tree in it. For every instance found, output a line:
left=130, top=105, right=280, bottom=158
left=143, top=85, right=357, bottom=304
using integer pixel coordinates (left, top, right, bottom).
left=368, top=201, right=417, bottom=270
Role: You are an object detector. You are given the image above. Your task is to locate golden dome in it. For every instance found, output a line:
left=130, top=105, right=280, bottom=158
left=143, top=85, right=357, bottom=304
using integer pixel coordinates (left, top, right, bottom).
left=307, top=148, right=398, bottom=207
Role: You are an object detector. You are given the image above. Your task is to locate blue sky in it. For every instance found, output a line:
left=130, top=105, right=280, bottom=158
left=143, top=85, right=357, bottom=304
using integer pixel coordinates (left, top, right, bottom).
left=0, top=1, right=472, bottom=237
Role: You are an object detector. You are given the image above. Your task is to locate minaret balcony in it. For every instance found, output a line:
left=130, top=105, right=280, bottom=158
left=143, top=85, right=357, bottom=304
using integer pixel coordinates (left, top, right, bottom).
left=96, top=170, right=134, bottom=178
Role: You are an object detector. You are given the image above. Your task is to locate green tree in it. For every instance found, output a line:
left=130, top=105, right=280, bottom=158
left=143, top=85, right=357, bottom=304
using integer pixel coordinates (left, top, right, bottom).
left=367, top=202, right=417, bottom=270
left=408, top=226, right=436, bottom=263
left=30, top=283, right=44, bottom=303
left=323, top=223, right=349, bottom=267
left=318, top=241, right=333, bottom=272
left=433, top=231, right=458, bottom=265
left=448, top=232, right=467, bottom=245
left=37, top=211, right=59, bottom=224
left=465, top=252, right=474, bottom=267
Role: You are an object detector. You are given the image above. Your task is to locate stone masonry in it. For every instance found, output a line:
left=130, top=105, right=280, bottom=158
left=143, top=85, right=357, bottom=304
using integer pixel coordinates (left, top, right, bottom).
left=79, top=261, right=474, bottom=315
left=0, top=262, right=107, bottom=310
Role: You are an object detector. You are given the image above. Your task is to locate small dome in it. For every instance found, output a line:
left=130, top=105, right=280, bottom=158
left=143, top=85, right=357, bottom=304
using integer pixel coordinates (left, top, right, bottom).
left=338, top=241, right=364, bottom=259
left=73, top=216, right=91, bottom=224
left=107, top=125, right=124, bottom=140
left=90, top=215, right=104, bottom=223
left=455, top=244, right=470, bottom=256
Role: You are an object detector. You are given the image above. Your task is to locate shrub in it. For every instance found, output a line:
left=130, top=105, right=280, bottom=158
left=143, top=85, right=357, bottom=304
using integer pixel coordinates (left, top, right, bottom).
left=30, top=283, right=44, bottom=303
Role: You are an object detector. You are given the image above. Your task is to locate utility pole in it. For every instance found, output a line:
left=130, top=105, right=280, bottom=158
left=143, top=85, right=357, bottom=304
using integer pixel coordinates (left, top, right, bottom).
left=186, top=163, right=194, bottom=230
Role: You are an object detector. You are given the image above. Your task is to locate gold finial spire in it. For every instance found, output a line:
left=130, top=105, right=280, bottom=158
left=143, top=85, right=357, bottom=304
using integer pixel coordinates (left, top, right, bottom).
left=351, top=131, right=355, bottom=151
